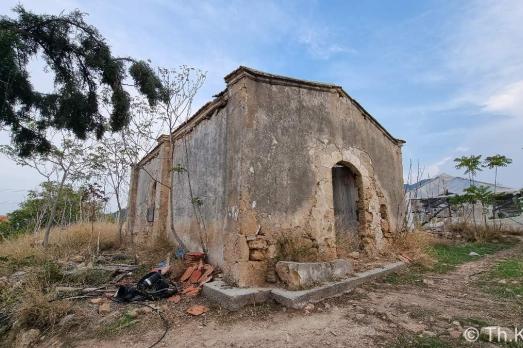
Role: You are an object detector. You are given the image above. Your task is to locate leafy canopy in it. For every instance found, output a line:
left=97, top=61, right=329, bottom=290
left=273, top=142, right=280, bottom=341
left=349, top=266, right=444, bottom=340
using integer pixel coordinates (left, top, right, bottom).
left=454, top=155, right=482, bottom=177
left=483, top=154, right=512, bottom=169
left=0, top=6, right=166, bottom=157
left=0, top=181, right=86, bottom=238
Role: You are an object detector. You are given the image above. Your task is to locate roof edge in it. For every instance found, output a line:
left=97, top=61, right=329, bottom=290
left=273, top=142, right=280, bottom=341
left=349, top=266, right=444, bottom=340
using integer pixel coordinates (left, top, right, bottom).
left=224, top=66, right=405, bottom=146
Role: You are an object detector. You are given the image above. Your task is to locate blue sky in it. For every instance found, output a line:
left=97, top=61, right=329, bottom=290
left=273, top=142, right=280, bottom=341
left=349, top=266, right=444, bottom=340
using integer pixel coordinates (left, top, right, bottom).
left=0, top=0, right=522, bottom=213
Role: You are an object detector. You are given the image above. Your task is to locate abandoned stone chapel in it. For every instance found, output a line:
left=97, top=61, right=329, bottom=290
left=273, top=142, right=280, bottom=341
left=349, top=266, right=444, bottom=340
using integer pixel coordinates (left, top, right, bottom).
left=126, top=66, right=405, bottom=287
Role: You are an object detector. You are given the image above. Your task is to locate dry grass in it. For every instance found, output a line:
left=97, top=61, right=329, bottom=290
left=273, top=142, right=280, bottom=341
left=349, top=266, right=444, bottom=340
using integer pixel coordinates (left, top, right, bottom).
left=15, top=286, right=75, bottom=331
left=132, top=233, right=178, bottom=266
left=336, top=230, right=360, bottom=259
left=447, top=222, right=520, bottom=243
left=0, top=223, right=122, bottom=342
left=0, top=223, right=187, bottom=344
left=385, top=230, right=436, bottom=268
left=275, top=233, right=320, bottom=262
left=0, top=223, right=120, bottom=269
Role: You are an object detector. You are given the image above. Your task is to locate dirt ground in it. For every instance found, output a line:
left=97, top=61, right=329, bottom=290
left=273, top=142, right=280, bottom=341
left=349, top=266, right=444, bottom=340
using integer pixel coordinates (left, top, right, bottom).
left=59, top=243, right=523, bottom=348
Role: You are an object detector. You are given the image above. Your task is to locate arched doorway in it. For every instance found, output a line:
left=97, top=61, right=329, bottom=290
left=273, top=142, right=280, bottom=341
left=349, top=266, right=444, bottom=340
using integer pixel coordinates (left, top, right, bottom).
left=332, top=162, right=363, bottom=251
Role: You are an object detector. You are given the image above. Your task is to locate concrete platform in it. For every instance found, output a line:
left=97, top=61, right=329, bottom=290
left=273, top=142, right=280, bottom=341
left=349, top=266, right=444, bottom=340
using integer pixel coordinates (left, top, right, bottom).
left=203, top=261, right=406, bottom=310
left=202, top=280, right=272, bottom=310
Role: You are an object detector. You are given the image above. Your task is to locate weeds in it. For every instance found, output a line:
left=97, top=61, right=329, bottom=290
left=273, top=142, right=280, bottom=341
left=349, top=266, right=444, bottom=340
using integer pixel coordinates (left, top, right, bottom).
left=0, top=223, right=120, bottom=272
left=448, top=222, right=521, bottom=243
left=0, top=223, right=123, bottom=343
left=275, top=233, right=319, bottom=262
left=15, top=288, right=73, bottom=332
left=387, top=231, right=436, bottom=268
left=478, top=256, right=523, bottom=302
left=100, top=312, right=138, bottom=336
left=384, top=239, right=514, bottom=285
left=63, top=269, right=113, bottom=287
left=392, top=334, right=451, bottom=348
left=430, top=242, right=511, bottom=273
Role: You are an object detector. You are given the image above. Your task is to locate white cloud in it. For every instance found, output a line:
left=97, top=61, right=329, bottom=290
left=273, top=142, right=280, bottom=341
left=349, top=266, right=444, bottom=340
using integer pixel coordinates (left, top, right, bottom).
left=419, top=0, right=523, bottom=187
left=484, top=80, right=523, bottom=117
left=298, top=28, right=355, bottom=60
left=425, top=156, right=452, bottom=178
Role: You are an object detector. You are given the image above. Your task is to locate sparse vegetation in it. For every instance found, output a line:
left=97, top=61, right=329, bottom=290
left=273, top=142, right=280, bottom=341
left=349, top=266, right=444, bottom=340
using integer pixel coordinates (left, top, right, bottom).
left=384, top=237, right=514, bottom=285
left=275, top=233, right=320, bottom=262
left=0, top=223, right=117, bottom=340
left=430, top=241, right=512, bottom=273
left=392, top=334, right=452, bottom=348
left=100, top=312, right=138, bottom=336
left=477, top=255, right=523, bottom=302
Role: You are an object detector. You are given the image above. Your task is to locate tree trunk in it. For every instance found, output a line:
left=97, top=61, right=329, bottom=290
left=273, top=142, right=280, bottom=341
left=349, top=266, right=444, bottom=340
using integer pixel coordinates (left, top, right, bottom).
left=167, top=139, right=186, bottom=250
left=115, top=193, right=124, bottom=244
left=59, top=201, right=67, bottom=228
left=43, top=170, right=68, bottom=248
left=33, top=204, right=48, bottom=235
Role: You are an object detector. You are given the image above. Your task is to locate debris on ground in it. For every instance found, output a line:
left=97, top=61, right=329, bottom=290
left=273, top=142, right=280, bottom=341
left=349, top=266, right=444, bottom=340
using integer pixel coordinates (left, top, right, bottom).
left=113, top=251, right=215, bottom=303
left=98, top=301, right=111, bottom=315
left=177, top=252, right=215, bottom=299
left=167, top=295, right=181, bottom=303
left=186, top=304, right=209, bottom=316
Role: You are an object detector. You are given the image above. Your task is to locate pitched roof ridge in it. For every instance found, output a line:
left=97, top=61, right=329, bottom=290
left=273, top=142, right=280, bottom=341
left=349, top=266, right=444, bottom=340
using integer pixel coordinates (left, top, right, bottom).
left=224, top=66, right=405, bottom=146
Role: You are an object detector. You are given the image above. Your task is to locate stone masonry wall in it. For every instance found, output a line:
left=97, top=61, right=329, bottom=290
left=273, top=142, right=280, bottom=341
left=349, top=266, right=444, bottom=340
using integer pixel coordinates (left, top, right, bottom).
left=221, top=76, right=404, bottom=287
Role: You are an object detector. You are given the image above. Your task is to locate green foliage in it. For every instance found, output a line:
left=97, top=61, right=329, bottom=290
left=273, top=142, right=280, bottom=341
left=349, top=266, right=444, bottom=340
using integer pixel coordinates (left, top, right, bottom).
left=463, top=185, right=493, bottom=206
left=0, top=6, right=164, bottom=157
left=454, top=155, right=482, bottom=181
left=384, top=242, right=513, bottom=285
left=478, top=256, right=523, bottom=302
left=0, top=181, right=98, bottom=238
left=191, top=196, right=203, bottom=207
left=101, top=312, right=137, bottom=336
left=393, top=335, right=451, bottom=348
left=483, top=154, right=512, bottom=169
left=448, top=193, right=469, bottom=207
left=171, top=163, right=186, bottom=173
left=429, top=242, right=510, bottom=273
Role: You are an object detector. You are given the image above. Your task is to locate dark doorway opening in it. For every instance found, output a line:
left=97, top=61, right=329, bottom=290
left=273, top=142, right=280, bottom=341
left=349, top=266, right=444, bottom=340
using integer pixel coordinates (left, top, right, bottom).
left=332, top=164, right=361, bottom=250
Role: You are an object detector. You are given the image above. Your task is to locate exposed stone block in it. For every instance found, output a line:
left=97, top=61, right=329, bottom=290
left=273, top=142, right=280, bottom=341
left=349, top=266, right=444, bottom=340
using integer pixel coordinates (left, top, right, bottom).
left=275, top=259, right=352, bottom=290
left=223, top=261, right=267, bottom=287
left=247, top=238, right=267, bottom=250
left=381, top=218, right=390, bottom=233
left=224, top=234, right=249, bottom=262
left=249, top=249, right=265, bottom=261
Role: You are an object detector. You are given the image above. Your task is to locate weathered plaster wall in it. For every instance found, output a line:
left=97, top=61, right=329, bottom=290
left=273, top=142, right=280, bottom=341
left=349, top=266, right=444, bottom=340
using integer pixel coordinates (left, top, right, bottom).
left=131, top=70, right=404, bottom=288
left=133, top=151, right=161, bottom=237
left=170, top=107, right=229, bottom=265
left=221, top=76, right=404, bottom=286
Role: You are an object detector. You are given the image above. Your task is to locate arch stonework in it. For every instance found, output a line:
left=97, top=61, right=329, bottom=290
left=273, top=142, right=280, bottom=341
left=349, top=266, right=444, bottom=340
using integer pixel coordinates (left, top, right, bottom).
left=307, top=143, right=391, bottom=255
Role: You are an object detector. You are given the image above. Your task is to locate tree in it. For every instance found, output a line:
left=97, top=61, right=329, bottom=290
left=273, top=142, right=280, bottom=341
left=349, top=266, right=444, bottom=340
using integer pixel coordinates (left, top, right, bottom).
left=0, top=181, right=86, bottom=239
left=0, top=131, right=94, bottom=247
left=82, top=183, right=108, bottom=254
left=454, top=155, right=482, bottom=185
left=483, top=155, right=512, bottom=194
left=0, top=6, right=165, bottom=157
left=464, top=185, right=493, bottom=227
left=91, top=93, right=162, bottom=243
left=454, top=155, right=483, bottom=229
left=150, top=66, right=206, bottom=251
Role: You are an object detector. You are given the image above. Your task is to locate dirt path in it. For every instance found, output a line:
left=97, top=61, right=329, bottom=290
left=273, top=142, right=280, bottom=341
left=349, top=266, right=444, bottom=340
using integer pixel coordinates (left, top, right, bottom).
left=72, top=244, right=523, bottom=348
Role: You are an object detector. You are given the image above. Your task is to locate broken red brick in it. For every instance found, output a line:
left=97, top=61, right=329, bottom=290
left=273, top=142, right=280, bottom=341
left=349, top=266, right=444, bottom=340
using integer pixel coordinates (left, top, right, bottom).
left=167, top=295, right=181, bottom=303
left=189, top=269, right=202, bottom=283
left=185, top=287, right=201, bottom=297
left=186, top=304, right=208, bottom=316
left=180, top=265, right=197, bottom=282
